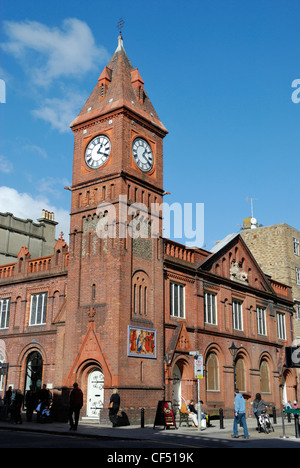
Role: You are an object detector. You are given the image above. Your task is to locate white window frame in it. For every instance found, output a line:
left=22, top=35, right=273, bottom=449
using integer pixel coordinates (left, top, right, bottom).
left=0, top=351, right=5, bottom=391
left=295, top=303, right=300, bottom=321
left=204, top=291, right=217, bottom=325
left=30, top=293, right=47, bottom=326
left=232, top=300, right=243, bottom=331
left=170, top=282, right=185, bottom=318
left=0, top=298, right=10, bottom=329
left=257, top=306, right=267, bottom=336
left=277, top=312, right=286, bottom=340
left=296, top=268, right=300, bottom=285
left=293, top=237, right=300, bottom=256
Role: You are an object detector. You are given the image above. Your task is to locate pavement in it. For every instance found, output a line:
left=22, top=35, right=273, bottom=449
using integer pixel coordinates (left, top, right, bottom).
left=0, top=412, right=299, bottom=444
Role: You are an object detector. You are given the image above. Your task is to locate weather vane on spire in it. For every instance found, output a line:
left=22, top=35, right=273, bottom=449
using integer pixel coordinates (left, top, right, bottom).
left=117, top=18, right=125, bottom=37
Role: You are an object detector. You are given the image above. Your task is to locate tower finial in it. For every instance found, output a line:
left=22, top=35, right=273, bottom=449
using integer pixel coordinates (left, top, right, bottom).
left=115, top=18, right=125, bottom=52
left=117, top=18, right=125, bottom=37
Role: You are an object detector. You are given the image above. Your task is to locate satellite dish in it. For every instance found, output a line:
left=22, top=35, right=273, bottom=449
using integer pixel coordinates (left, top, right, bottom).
left=250, top=217, right=257, bottom=229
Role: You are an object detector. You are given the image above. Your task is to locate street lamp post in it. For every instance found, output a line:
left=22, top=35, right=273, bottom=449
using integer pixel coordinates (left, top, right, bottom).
left=228, top=342, right=239, bottom=392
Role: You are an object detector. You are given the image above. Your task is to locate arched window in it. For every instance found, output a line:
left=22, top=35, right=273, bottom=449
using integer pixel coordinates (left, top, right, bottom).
left=235, top=357, right=246, bottom=392
left=206, top=353, right=219, bottom=391
left=132, top=271, right=150, bottom=317
left=92, top=284, right=96, bottom=301
left=0, top=349, right=5, bottom=391
left=260, top=359, right=270, bottom=393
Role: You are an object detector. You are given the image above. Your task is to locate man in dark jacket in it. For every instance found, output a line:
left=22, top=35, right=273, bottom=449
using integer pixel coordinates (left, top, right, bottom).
left=109, top=389, right=120, bottom=427
left=69, top=382, right=83, bottom=431
left=11, top=390, right=24, bottom=424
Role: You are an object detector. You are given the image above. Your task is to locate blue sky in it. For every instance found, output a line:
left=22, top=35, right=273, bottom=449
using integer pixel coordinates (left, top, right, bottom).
left=1, top=0, right=300, bottom=251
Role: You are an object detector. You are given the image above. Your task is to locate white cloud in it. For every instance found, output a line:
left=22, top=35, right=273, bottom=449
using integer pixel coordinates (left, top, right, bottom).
left=37, top=176, right=71, bottom=198
left=0, top=155, right=13, bottom=173
left=0, top=186, right=70, bottom=238
left=1, top=18, right=109, bottom=132
left=32, top=94, right=84, bottom=132
left=24, top=144, right=48, bottom=159
left=1, top=18, right=109, bottom=86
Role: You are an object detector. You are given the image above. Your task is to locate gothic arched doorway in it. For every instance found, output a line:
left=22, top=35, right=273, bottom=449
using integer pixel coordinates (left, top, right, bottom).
left=86, top=368, right=104, bottom=420
left=172, top=364, right=181, bottom=413
left=24, top=351, right=43, bottom=394
left=282, top=368, right=297, bottom=404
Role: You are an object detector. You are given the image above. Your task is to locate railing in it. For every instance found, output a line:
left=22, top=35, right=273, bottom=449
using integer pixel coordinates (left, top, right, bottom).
left=0, top=251, right=69, bottom=280
left=28, top=257, right=52, bottom=273
left=0, top=263, right=15, bottom=279
left=164, top=240, right=195, bottom=263
left=270, top=280, right=291, bottom=298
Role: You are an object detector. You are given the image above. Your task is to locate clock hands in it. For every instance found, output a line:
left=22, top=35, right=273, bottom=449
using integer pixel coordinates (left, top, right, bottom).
left=141, top=148, right=152, bottom=164
left=132, top=138, right=153, bottom=172
left=85, top=135, right=111, bottom=169
left=96, top=142, right=109, bottom=157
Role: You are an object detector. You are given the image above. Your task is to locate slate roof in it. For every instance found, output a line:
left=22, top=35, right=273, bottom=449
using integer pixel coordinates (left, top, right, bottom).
left=70, top=35, right=167, bottom=134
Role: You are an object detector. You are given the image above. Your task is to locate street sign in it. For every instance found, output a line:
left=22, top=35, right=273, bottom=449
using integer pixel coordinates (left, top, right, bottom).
left=0, top=363, right=8, bottom=376
left=194, top=354, right=203, bottom=379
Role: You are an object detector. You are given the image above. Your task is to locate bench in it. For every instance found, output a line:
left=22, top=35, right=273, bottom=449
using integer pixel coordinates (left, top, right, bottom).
left=179, top=410, right=190, bottom=427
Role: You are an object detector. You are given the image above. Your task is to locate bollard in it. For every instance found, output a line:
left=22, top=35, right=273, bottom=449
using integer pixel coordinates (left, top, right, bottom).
left=219, top=408, right=224, bottom=429
left=272, top=406, right=277, bottom=425
left=294, top=414, right=300, bottom=438
left=280, top=410, right=288, bottom=439
left=141, top=407, right=145, bottom=428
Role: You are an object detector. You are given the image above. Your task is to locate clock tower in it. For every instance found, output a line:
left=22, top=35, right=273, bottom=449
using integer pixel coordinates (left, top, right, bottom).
left=63, top=34, right=168, bottom=422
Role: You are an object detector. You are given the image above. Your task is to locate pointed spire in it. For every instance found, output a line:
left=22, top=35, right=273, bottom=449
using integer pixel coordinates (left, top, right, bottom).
left=70, top=28, right=167, bottom=135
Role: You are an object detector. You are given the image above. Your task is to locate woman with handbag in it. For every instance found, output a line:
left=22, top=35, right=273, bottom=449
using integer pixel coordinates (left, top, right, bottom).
left=109, top=389, right=120, bottom=427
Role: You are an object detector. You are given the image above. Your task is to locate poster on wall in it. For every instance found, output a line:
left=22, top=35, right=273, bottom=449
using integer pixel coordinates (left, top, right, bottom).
left=128, top=326, right=156, bottom=358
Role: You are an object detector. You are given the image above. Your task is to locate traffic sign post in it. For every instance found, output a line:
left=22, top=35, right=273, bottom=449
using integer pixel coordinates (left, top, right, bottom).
left=194, top=355, right=203, bottom=379
left=190, top=352, right=203, bottom=431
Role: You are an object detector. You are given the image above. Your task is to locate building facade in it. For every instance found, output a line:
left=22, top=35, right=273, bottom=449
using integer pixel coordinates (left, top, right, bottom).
left=0, top=36, right=296, bottom=423
left=241, top=223, right=300, bottom=339
left=0, top=210, right=57, bottom=265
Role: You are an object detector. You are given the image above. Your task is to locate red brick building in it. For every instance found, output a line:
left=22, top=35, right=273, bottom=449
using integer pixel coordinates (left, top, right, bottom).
left=0, top=35, right=296, bottom=423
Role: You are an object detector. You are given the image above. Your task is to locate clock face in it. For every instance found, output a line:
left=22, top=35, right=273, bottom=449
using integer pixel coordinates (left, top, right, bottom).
left=85, top=135, right=111, bottom=169
left=132, top=137, right=153, bottom=172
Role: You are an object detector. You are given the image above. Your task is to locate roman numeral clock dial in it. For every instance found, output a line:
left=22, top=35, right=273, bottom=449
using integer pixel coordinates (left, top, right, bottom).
left=84, top=135, right=111, bottom=169
left=132, top=137, right=153, bottom=172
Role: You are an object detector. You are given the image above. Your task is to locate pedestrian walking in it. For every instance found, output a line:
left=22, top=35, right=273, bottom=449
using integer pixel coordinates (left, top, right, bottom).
left=11, top=389, right=24, bottom=424
left=4, top=386, right=12, bottom=406
left=232, top=389, right=249, bottom=439
left=4, top=386, right=12, bottom=420
left=69, top=382, right=83, bottom=431
left=109, top=389, right=120, bottom=427
left=25, top=385, right=37, bottom=422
